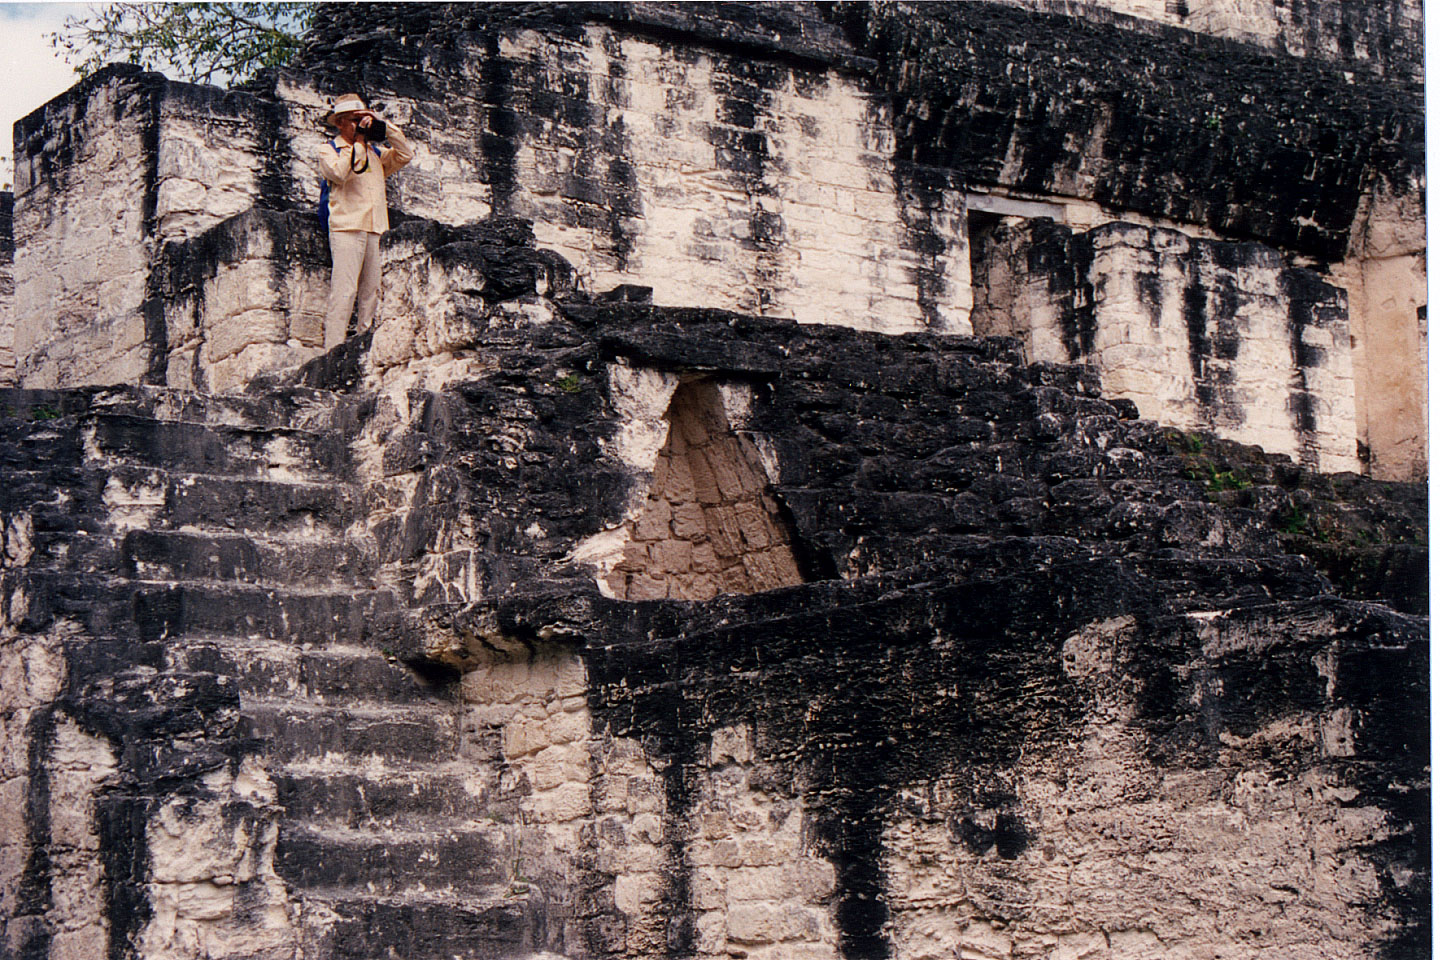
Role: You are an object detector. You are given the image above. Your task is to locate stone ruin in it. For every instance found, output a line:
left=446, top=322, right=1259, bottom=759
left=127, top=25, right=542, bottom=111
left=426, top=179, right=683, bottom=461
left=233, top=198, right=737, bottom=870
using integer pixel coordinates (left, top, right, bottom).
left=0, top=3, right=1427, bottom=959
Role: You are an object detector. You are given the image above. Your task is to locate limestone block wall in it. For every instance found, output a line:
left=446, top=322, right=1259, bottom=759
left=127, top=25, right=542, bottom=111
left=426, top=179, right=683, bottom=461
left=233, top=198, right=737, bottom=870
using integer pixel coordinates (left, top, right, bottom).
left=578, top=584, right=1428, bottom=960
left=439, top=589, right=1430, bottom=960
left=154, top=209, right=330, bottom=393
left=850, top=1, right=1426, bottom=480
left=288, top=1, right=1427, bottom=477
left=975, top=220, right=1358, bottom=473
left=150, top=82, right=284, bottom=244
left=10, top=68, right=162, bottom=389
left=881, top=608, right=1415, bottom=960
left=0, top=0, right=1425, bottom=488
left=273, top=16, right=972, bottom=334
left=452, top=644, right=597, bottom=951
left=365, top=218, right=579, bottom=391
left=859, top=2, right=1423, bottom=264
left=9, top=65, right=288, bottom=390
left=452, top=641, right=842, bottom=960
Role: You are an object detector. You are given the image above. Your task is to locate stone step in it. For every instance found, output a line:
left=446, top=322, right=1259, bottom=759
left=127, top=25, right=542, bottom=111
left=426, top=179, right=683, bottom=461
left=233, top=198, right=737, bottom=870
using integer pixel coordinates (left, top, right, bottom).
left=89, top=413, right=348, bottom=482
left=0, top=385, right=348, bottom=432
left=275, top=822, right=511, bottom=897
left=85, top=384, right=352, bottom=434
left=119, top=528, right=374, bottom=587
left=308, top=892, right=538, bottom=959
left=0, top=494, right=117, bottom=575
left=105, top=464, right=360, bottom=537
left=239, top=701, right=460, bottom=763
left=0, top=389, right=105, bottom=424
left=3, top=569, right=146, bottom=636
left=1147, top=551, right=1334, bottom=610
left=272, top=767, right=507, bottom=830
left=129, top=580, right=404, bottom=646
left=172, top=640, right=451, bottom=705
left=0, top=465, right=98, bottom=507
left=0, top=421, right=87, bottom=471
left=6, top=570, right=407, bottom=646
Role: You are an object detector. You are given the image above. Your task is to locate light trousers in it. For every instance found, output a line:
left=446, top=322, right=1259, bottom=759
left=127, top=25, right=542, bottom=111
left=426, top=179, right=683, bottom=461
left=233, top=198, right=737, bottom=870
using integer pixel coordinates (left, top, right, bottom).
left=325, top=230, right=382, bottom=349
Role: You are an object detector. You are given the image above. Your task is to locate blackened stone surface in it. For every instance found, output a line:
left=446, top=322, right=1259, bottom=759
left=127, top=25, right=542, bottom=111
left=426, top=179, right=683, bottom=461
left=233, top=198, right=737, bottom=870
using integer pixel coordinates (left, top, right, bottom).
left=1, top=191, right=13, bottom=262
left=385, top=216, right=578, bottom=303
left=322, top=898, right=538, bottom=960
left=1169, top=430, right=1429, bottom=614
left=155, top=208, right=329, bottom=301
left=1010, top=0, right=1423, bottom=84
left=0, top=385, right=373, bottom=960
left=340, top=292, right=1421, bottom=954
left=1, top=5, right=1429, bottom=958
left=11, top=64, right=164, bottom=201
left=329, top=281, right=1427, bottom=616
left=296, top=2, right=869, bottom=75
left=454, top=557, right=1426, bottom=957
left=979, top=217, right=1359, bottom=471
left=833, top=2, right=1423, bottom=261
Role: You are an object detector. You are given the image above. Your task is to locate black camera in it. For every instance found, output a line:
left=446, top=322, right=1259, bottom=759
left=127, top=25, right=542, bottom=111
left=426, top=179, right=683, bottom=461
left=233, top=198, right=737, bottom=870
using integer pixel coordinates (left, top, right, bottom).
left=358, top=117, right=388, bottom=142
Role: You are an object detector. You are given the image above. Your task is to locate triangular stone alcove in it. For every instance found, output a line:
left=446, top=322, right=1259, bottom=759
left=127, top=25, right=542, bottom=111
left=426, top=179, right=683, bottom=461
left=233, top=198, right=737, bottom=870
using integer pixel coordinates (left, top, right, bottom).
left=606, top=380, right=805, bottom=601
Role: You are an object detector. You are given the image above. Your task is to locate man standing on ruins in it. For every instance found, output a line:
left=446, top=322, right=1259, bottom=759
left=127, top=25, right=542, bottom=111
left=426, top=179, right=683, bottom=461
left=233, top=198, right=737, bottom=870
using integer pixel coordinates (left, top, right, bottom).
left=319, top=94, right=413, bottom=349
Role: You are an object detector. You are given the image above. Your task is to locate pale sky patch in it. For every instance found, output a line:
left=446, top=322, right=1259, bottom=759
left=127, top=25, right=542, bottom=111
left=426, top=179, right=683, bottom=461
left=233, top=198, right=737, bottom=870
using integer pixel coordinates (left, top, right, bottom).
left=0, top=2, right=90, bottom=186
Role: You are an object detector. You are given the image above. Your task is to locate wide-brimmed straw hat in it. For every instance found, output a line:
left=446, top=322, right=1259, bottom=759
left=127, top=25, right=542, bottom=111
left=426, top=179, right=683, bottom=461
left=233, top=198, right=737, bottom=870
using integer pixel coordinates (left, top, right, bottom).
left=324, top=94, right=368, bottom=127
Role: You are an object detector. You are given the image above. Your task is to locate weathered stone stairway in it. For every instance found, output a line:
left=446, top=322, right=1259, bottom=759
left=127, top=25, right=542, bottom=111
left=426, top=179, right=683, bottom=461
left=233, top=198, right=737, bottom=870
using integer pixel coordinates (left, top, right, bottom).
left=0, top=386, right=538, bottom=959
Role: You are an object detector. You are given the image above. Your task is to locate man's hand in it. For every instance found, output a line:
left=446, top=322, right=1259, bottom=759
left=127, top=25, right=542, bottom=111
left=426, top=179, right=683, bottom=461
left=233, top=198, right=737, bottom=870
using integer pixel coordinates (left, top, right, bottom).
left=356, top=111, right=380, bottom=142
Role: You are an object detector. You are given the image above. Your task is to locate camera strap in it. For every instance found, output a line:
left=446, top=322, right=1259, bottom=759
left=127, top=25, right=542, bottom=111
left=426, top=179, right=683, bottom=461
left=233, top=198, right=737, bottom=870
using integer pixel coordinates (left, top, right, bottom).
left=347, top=140, right=384, bottom=175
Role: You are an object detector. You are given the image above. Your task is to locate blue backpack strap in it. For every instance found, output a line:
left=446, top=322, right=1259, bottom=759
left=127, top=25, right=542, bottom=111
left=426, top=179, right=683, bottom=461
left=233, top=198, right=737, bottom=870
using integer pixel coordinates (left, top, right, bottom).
left=318, top=141, right=344, bottom=230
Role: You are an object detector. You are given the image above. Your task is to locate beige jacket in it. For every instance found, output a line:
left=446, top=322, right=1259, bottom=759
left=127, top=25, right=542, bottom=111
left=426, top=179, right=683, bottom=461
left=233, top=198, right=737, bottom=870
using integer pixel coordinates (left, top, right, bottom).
left=318, top=124, right=413, bottom=234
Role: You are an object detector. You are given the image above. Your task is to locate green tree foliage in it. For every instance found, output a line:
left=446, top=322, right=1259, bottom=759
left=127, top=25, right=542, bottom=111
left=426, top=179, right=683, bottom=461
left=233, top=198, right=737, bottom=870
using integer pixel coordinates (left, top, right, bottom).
left=51, top=3, right=315, bottom=87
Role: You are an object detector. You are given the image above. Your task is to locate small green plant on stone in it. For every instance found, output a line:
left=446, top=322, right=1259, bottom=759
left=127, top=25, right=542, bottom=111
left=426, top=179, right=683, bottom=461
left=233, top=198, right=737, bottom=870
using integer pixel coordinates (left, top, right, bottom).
left=1207, top=467, right=1251, bottom=493
left=1275, top=504, right=1309, bottom=535
left=1185, top=461, right=1251, bottom=494
left=29, top=405, right=61, bottom=421
left=556, top=374, right=583, bottom=394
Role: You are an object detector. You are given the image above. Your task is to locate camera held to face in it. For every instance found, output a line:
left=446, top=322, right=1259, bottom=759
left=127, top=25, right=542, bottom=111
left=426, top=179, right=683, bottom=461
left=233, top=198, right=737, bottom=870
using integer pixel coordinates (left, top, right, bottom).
left=358, top=117, right=388, bottom=142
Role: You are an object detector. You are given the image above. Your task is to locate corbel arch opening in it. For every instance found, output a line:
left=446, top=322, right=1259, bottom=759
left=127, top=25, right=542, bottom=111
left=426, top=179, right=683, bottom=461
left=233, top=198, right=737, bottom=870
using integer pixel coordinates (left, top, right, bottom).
left=606, top=379, right=806, bottom=601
